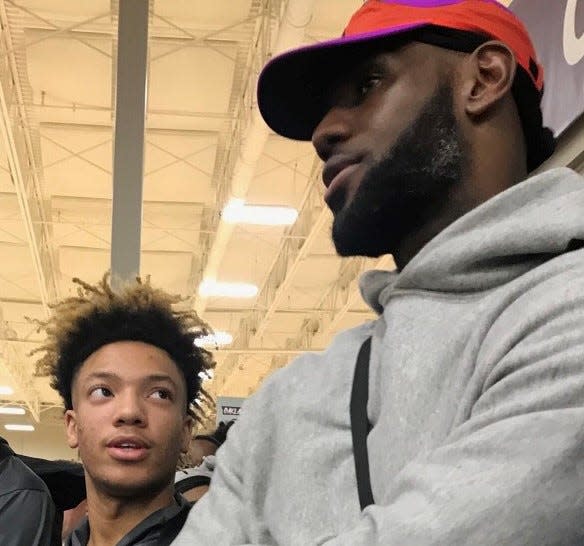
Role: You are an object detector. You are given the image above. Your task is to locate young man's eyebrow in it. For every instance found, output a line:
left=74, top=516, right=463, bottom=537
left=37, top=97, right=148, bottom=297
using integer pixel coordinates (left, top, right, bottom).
left=142, top=374, right=179, bottom=389
left=81, top=372, right=178, bottom=390
left=82, top=371, right=120, bottom=384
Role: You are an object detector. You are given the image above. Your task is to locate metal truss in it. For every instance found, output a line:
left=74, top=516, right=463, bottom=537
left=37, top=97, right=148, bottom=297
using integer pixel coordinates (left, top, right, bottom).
left=265, top=254, right=396, bottom=375
left=0, top=307, right=39, bottom=421
left=210, top=158, right=326, bottom=394
left=193, top=0, right=314, bottom=317
left=0, top=1, right=58, bottom=314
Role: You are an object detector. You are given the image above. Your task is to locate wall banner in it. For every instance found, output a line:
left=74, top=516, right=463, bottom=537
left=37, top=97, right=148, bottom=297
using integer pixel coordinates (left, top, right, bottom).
left=216, top=396, right=246, bottom=426
left=510, top=0, right=584, bottom=135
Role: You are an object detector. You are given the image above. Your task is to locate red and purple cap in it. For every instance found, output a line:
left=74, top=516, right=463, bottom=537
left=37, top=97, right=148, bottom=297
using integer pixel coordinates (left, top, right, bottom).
left=257, top=0, right=555, bottom=171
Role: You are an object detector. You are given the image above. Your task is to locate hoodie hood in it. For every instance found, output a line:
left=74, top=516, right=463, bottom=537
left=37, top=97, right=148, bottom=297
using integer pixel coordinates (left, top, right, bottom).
left=360, top=168, right=584, bottom=312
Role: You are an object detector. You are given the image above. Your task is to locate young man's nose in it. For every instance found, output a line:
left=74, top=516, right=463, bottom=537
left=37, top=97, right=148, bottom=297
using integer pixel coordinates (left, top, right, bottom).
left=114, top=392, right=147, bottom=426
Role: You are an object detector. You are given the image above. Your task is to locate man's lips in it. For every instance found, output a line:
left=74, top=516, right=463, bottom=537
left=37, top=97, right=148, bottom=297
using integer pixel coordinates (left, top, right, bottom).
left=322, top=155, right=361, bottom=189
left=322, top=157, right=361, bottom=206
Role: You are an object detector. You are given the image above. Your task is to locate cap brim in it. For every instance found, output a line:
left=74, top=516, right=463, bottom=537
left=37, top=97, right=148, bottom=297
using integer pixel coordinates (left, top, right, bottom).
left=257, top=23, right=425, bottom=140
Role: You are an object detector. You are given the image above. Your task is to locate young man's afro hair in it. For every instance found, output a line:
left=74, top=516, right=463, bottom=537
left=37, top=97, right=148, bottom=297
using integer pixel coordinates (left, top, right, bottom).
left=31, top=273, right=215, bottom=423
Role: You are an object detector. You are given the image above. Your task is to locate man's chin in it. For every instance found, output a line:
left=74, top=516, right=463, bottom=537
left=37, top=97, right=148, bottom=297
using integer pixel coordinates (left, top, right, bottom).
left=332, top=211, right=395, bottom=258
left=333, top=238, right=388, bottom=258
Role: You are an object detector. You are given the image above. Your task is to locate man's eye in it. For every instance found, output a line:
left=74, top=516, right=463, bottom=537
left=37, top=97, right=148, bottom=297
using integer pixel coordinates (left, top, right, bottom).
left=89, top=386, right=113, bottom=399
left=358, top=76, right=380, bottom=96
left=150, top=389, right=173, bottom=401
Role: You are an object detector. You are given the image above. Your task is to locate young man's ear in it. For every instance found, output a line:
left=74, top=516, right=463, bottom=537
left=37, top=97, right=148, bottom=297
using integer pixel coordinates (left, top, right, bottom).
left=462, top=40, right=516, bottom=118
left=180, top=416, right=194, bottom=454
left=64, top=409, right=80, bottom=450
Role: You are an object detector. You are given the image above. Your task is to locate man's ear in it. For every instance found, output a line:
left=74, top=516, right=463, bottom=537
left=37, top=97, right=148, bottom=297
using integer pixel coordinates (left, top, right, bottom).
left=463, top=41, right=516, bottom=118
left=180, top=415, right=194, bottom=454
left=64, top=409, right=80, bottom=449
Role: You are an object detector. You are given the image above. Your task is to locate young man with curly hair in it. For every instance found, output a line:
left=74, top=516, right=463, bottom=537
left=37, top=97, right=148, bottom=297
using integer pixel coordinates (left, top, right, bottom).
left=33, top=275, right=214, bottom=546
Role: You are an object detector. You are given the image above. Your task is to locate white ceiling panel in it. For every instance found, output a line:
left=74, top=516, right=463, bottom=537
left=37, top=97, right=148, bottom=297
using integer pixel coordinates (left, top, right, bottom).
left=149, top=45, right=236, bottom=114
left=18, top=0, right=110, bottom=20
left=27, top=36, right=112, bottom=109
left=154, top=0, right=253, bottom=28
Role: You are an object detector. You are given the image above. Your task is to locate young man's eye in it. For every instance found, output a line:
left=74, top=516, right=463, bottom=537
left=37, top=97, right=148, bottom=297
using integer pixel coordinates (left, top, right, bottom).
left=150, top=389, right=173, bottom=401
left=89, top=386, right=113, bottom=399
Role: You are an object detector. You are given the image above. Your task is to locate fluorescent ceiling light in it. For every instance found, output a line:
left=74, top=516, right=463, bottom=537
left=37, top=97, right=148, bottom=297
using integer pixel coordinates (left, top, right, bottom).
left=199, top=280, right=258, bottom=299
left=4, top=424, right=34, bottom=432
left=223, top=199, right=298, bottom=226
left=195, top=332, right=233, bottom=348
left=0, top=386, right=13, bottom=395
left=0, top=407, right=25, bottom=415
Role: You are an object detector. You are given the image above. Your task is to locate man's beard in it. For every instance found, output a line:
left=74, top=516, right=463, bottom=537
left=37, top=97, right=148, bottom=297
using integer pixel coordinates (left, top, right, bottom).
left=330, top=83, right=466, bottom=258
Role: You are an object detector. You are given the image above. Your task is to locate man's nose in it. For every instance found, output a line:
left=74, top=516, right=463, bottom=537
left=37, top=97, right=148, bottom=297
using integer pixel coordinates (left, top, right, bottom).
left=311, top=106, right=352, bottom=162
left=113, top=392, right=147, bottom=426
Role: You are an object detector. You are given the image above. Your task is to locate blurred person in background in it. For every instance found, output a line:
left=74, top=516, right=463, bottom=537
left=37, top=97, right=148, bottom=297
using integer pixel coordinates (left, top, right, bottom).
left=174, top=456, right=214, bottom=505
left=32, top=274, right=215, bottom=546
left=174, top=420, right=235, bottom=503
left=188, top=420, right=234, bottom=468
left=17, top=454, right=86, bottom=543
left=0, top=435, right=57, bottom=546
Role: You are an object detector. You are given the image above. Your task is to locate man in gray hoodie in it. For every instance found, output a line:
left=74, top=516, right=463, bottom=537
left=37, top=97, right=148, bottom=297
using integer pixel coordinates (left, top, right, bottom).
left=173, top=1, right=584, bottom=544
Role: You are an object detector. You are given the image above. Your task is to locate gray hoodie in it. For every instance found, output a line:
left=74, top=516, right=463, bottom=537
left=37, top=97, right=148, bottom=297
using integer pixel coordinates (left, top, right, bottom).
left=173, top=167, right=584, bottom=545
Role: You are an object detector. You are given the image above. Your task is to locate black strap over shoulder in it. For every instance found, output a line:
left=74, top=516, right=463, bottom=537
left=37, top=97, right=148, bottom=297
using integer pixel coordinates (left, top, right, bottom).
left=156, top=501, right=193, bottom=546
left=350, top=336, right=375, bottom=510
left=566, top=238, right=584, bottom=252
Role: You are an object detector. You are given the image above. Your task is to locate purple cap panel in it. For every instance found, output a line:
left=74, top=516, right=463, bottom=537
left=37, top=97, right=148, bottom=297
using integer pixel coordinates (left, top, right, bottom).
left=379, top=0, right=511, bottom=12
left=380, top=0, right=465, bottom=6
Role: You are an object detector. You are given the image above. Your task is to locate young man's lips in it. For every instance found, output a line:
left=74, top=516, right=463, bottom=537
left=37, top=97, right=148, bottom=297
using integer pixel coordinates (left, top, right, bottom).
left=106, top=445, right=149, bottom=462
left=324, top=163, right=361, bottom=205
left=106, top=436, right=150, bottom=462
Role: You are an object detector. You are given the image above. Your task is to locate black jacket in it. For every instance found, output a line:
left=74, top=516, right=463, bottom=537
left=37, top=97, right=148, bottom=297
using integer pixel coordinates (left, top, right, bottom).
left=65, top=493, right=192, bottom=546
left=0, top=437, right=57, bottom=546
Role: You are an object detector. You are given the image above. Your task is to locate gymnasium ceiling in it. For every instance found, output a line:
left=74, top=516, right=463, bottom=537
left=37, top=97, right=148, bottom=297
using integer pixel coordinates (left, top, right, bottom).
left=0, top=0, right=396, bottom=428
left=0, top=0, right=563, bottom=432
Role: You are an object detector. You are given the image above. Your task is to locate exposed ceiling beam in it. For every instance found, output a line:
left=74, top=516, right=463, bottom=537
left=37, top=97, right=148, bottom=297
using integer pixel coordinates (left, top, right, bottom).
left=0, top=0, right=58, bottom=315
left=194, top=0, right=317, bottom=317
left=34, top=102, right=232, bottom=123
left=251, top=167, right=327, bottom=342
left=41, top=121, right=219, bottom=137
left=214, top=347, right=323, bottom=355
left=263, top=254, right=395, bottom=376
left=210, top=160, right=326, bottom=394
left=23, top=25, right=248, bottom=46
left=320, top=254, right=396, bottom=338
left=110, top=0, right=149, bottom=285
left=0, top=297, right=41, bottom=305
left=0, top=336, right=323, bottom=355
left=206, top=307, right=375, bottom=316
left=0, top=309, right=40, bottom=422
